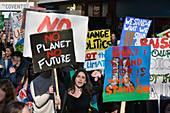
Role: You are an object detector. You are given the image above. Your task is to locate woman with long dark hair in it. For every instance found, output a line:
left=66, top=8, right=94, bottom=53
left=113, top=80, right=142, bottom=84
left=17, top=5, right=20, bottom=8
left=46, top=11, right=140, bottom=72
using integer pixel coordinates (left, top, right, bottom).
left=0, top=79, right=16, bottom=113
left=58, top=69, right=102, bottom=113
left=0, top=46, right=14, bottom=79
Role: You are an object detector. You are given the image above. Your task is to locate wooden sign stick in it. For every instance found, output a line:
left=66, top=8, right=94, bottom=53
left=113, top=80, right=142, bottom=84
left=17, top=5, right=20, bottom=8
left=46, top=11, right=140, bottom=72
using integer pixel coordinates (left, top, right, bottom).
left=54, top=68, right=61, bottom=110
left=120, top=101, right=126, bottom=113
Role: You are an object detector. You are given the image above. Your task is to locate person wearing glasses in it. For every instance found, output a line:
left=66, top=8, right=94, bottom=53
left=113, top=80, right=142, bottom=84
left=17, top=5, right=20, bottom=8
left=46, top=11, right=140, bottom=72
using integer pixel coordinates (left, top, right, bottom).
left=9, top=51, right=30, bottom=88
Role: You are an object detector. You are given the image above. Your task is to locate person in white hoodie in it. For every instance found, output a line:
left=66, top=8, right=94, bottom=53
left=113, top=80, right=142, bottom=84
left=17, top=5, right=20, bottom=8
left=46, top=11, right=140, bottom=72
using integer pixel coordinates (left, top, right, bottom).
left=30, top=70, right=57, bottom=113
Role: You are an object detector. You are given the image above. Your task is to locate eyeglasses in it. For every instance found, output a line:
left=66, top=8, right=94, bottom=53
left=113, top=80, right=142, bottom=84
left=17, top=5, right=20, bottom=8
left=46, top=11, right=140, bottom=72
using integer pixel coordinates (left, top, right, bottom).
left=11, top=57, right=17, bottom=61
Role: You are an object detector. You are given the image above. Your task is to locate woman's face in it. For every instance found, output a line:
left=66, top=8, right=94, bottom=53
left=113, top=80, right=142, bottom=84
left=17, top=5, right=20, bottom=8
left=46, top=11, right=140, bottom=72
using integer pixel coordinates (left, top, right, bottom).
left=75, top=72, right=86, bottom=88
left=2, top=34, right=6, bottom=40
left=6, top=48, right=12, bottom=57
left=0, top=88, right=6, bottom=102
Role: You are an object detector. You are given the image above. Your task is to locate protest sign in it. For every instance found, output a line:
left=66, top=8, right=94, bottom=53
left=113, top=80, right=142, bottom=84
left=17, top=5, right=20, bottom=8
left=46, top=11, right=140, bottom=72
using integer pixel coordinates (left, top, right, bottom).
left=119, top=17, right=152, bottom=46
left=17, top=85, right=33, bottom=109
left=21, top=8, right=46, bottom=29
left=86, top=29, right=111, bottom=51
left=0, top=15, right=4, bottom=29
left=24, top=11, right=88, bottom=62
left=150, top=74, right=170, bottom=100
left=137, top=38, right=170, bottom=99
left=4, top=20, right=12, bottom=37
left=84, top=50, right=105, bottom=71
left=21, top=8, right=81, bottom=30
left=157, top=29, right=170, bottom=38
left=103, top=46, right=151, bottom=102
left=10, top=12, right=24, bottom=52
left=30, top=29, right=75, bottom=73
left=139, top=38, right=170, bottom=74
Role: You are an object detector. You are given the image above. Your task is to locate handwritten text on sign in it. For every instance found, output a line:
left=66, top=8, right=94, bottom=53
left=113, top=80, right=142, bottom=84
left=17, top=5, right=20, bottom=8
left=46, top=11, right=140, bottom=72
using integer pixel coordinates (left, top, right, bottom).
left=139, top=38, right=170, bottom=74
left=30, top=29, right=75, bottom=73
left=10, top=12, right=24, bottom=52
left=24, top=11, right=88, bottom=62
left=17, top=85, right=33, bottom=109
left=86, top=29, right=111, bottom=51
left=103, top=46, right=151, bottom=102
left=119, top=17, right=152, bottom=46
left=150, top=74, right=170, bottom=99
left=84, top=50, right=105, bottom=71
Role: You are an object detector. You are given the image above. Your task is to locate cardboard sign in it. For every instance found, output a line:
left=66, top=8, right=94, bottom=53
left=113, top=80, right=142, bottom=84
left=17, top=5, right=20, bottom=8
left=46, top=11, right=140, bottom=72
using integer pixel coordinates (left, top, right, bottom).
left=0, top=15, right=4, bottom=29
left=86, top=29, right=111, bottom=52
left=17, top=85, right=33, bottom=109
left=21, top=8, right=47, bottom=29
left=23, top=11, right=88, bottom=62
left=84, top=50, right=105, bottom=71
left=157, top=29, right=170, bottom=38
left=30, top=29, right=75, bottom=73
left=103, top=46, right=151, bottom=102
left=137, top=38, right=170, bottom=99
left=150, top=74, right=170, bottom=100
left=21, top=8, right=81, bottom=30
left=119, top=17, right=152, bottom=46
left=139, top=38, right=170, bottom=74
left=10, top=12, right=24, bottom=52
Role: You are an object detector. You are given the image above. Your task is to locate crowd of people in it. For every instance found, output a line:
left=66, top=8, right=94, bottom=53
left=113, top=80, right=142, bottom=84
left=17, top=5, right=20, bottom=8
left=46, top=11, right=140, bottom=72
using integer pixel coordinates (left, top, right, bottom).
left=0, top=29, right=118, bottom=113
left=0, top=29, right=170, bottom=113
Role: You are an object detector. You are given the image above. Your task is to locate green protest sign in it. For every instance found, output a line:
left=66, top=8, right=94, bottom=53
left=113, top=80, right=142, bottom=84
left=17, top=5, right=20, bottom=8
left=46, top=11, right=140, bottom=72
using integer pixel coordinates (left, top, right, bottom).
left=0, top=15, right=4, bottom=29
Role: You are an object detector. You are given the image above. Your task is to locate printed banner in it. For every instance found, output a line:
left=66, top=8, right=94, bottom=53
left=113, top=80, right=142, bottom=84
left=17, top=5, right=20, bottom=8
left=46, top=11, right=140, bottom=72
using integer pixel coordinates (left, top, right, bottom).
left=10, top=12, right=24, bottom=52
left=24, top=11, right=88, bottom=62
left=17, top=85, right=33, bottom=109
left=0, top=15, right=4, bottom=29
left=137, top=38, right=170, bottom=99
left=86, top=29, right=111, bottom=52
left=30, top=29, right=75, bottom=73
left=4, top=20, right=12, bottom=37
left=103, top=46, right=151, bottom=102
left=119, top=17, right=152, bottom=46
left=84, top=50, right=105, bottom=71
left=157, top=29, right=170, bottom=38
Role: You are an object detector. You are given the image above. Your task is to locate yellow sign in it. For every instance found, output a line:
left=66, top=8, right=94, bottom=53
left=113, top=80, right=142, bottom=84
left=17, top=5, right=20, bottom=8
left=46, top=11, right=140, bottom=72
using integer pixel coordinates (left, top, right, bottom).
left=86, top=29, right=111, bottom=51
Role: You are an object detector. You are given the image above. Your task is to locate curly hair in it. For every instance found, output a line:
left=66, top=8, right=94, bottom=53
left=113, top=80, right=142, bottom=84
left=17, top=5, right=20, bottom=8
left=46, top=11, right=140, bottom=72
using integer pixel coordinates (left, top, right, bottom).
left=68, top=69, right=94, bottom=100
left=0, top=79, right=16, bottom=113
